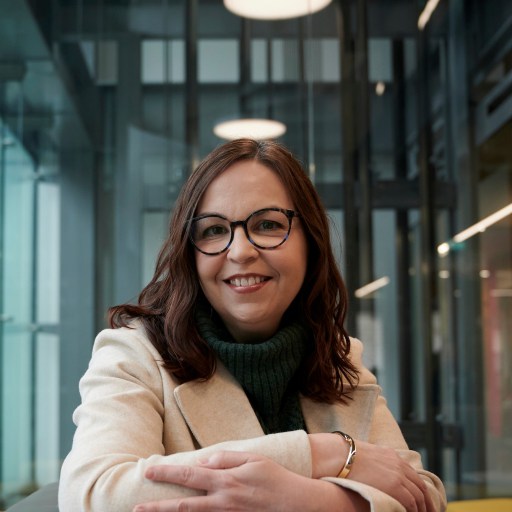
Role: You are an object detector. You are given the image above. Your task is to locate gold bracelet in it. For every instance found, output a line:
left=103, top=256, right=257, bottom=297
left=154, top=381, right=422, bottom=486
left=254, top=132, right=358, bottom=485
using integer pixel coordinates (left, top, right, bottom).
left=332, top=430, right=357, bottom=478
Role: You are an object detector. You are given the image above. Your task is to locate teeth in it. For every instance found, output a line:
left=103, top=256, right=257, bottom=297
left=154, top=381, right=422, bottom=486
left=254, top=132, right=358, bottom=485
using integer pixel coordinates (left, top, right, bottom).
left=230, top=276, right=264, bottom=287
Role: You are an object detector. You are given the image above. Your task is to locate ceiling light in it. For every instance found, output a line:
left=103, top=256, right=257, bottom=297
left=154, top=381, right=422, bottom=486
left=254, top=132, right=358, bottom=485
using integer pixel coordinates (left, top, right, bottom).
left=355, top=276, right=390, bottom=299
left=418, top=0, right=441, bottom=30
left=437, top=203, right=512, bottom=256
left=453, top=203, right=512, bottom=243
left=213, top=118, right=286, bottom=140
left=223, top=0, right=332, bottom=20
left=437, top=242, right=450, bottom=256
left=490, top=289, right=512, bottom=298
left=375, top=81, right=386, bottom=96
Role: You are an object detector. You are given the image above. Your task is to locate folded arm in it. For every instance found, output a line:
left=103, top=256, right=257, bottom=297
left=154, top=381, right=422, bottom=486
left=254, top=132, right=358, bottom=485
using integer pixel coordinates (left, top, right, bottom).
left=58, top=327, right=313, bottom=512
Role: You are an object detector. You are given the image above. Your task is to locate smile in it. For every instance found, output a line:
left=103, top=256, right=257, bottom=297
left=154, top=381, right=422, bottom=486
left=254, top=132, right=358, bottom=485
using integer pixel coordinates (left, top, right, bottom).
left=227, top=276, right=269, bottom=287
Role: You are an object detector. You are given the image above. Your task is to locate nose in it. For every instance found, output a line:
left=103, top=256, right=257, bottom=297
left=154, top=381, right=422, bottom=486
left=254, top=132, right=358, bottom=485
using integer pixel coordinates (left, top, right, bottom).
left=227, top=225, right=259, bottom=262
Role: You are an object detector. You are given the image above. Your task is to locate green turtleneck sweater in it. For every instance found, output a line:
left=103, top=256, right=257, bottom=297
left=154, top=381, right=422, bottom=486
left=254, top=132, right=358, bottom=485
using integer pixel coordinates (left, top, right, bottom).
left=196, top=310, right=309, bottom=434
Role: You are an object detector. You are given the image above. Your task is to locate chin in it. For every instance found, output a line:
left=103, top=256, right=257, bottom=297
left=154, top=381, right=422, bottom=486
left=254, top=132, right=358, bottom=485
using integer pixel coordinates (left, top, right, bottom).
left=226, top=313, right=279, bottom=341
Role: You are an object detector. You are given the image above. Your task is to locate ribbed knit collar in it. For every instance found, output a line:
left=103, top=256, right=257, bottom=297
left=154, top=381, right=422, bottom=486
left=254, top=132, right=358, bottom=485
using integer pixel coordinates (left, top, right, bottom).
left=195, top=309, right=309, bottom=433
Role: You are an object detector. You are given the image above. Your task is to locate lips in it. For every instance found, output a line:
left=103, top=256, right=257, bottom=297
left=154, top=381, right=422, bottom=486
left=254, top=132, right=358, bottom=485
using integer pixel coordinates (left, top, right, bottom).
left=225, top=275, right=270, bottom=287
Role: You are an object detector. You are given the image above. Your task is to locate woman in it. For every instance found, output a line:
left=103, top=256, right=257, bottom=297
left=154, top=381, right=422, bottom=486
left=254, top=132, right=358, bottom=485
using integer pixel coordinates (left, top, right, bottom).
left=59, top=139, right=446, bottom=512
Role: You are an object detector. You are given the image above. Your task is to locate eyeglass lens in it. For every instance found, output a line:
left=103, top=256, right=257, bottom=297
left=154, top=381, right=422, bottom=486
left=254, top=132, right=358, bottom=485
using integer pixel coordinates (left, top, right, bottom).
left=191, top=208, right=292, bottom=254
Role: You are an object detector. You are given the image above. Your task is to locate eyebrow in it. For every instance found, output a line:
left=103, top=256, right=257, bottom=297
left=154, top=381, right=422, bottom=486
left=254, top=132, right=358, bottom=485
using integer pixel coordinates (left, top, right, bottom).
left=194, top=206, right=288, bottom=218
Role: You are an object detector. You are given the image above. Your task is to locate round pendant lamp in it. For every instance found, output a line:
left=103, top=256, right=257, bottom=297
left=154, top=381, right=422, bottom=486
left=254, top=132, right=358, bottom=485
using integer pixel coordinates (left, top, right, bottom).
left=223, top=0, right=332, bottom=20
left=213, top=118, right=286, bottom=140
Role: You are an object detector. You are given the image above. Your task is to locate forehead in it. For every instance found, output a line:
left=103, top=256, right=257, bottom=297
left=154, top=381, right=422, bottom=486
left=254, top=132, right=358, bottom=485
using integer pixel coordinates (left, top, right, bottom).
left=196, top=159, right=294, bottom=215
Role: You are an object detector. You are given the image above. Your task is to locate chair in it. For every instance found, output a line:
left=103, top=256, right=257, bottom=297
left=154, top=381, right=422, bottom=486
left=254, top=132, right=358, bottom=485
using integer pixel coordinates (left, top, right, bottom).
left=5, top=483, right=59, bottom=512
left=447, top=498, right=512, bottom=512
left=6, top=486, right=512, bottom=512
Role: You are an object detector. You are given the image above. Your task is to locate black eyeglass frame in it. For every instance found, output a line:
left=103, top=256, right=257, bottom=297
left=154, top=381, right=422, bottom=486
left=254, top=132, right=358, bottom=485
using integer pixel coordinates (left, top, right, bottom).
left=189, top=207, right=300, bottom=256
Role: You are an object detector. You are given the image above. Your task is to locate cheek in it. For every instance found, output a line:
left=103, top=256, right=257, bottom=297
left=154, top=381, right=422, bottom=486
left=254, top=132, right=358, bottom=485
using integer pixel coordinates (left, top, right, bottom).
left=195, top=254, right=220, bottom=290
left=291, top=235, right=308, bottom=277
left=294, top=255, right=308, bottom=288
left=194, top=254, right=208, bottom=289
left=279, top=244, right=307, bottom=291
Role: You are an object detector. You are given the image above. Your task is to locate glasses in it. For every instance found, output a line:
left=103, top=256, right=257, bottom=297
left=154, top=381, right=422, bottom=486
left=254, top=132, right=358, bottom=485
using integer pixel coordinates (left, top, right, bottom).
left=189, top=207, right=299, bottom=255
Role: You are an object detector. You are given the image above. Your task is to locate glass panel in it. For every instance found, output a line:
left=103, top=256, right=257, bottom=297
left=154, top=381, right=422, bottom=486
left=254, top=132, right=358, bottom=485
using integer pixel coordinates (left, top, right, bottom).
left=96, top=40, right=118, bottom=85
left=34, top=332, right=60, bottom=486
left=371, top=210, right=400, bottom=416
left=0, top=38, right=65, bottom=510
left=142, top=211, right=169, bottom=288
left=198, top=39, right=239, bottom=83
left=36, top=182, right=60, bottom=325
left=142, top=40, right=167, bottom=84
left=251, top=39, right=268, bottom=83
left=0, top=125, right=35, bottom=506
left=34, top=182, right=61, bottom=487
left=271, top=39, right=299, bottom=82
left=477, top=129, right=512, bottom=496
left=408, top=210, right=427, bottom=423
left=368, top=38, right=393, bottom=83
left=142, top=40, right=185, bottom=84
left=304, top=39, right=340, bottom=82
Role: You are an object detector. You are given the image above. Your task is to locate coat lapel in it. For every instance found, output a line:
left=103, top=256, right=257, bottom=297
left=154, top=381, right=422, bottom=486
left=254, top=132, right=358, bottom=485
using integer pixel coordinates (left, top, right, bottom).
left=174, top=362, right=264, bottom=447
left=301, top=384, right=380, bottom=441
left=175, top=361, right=381, bottom=447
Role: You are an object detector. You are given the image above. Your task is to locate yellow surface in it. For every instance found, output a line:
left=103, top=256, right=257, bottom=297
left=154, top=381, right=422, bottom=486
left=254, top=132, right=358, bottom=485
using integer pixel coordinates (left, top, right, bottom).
left=447, top=498, right=512, bottom=512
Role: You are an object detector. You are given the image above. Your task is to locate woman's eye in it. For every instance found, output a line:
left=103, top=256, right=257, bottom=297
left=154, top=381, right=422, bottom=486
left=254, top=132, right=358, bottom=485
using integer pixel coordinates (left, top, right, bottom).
left=254, top=219, right=288, bottom=232
left=259, top=220, right=280, bottom=230
left=202, top=225, right=228, bottom=239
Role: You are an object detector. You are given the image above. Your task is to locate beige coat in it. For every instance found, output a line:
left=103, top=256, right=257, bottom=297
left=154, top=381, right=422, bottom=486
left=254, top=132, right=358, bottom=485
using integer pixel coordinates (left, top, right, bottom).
left=59, top=324, right=447, bottom=512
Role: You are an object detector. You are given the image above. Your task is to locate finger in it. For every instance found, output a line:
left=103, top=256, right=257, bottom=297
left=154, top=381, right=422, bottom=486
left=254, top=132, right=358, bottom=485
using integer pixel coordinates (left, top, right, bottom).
left=401, top=478, right=426, bottom=512
left=198, top=450, right=255, bottom=469
left=401, top=465, right=430, bottom=512
left=417, top=477, right=436, bottom=512
left=134, top=495, right=221, bottom=512
left=145, top=464, right=215, bottom=492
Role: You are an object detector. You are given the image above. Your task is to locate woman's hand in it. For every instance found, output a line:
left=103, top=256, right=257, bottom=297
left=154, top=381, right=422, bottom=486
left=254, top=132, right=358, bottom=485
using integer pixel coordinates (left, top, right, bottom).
left=309, top=433, right=435, bottom=512
left=133, top=451, right=368, bottom=512
left=348, top=440, right=435, bottom=512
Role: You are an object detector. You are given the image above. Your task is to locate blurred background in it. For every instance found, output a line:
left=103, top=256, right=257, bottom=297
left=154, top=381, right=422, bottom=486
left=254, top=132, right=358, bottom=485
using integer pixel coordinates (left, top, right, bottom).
left=0, top=0, right=511, bottom=508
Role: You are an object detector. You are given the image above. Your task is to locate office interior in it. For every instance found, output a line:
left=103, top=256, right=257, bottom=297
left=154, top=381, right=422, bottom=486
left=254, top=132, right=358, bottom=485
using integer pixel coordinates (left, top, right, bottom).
left=0, top=0, right=511, bottom=508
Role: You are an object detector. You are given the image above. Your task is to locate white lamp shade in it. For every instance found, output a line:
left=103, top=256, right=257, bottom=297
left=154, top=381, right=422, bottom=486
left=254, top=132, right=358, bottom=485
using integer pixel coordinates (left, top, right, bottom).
left=223, top=0, right=332, bottom=20
left=213, top=118, right=287, bottom=140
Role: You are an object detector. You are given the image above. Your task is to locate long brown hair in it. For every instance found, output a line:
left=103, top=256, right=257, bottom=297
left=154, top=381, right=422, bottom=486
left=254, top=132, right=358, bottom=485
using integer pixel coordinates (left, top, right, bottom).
left=109, top=139, right=358, bottom=402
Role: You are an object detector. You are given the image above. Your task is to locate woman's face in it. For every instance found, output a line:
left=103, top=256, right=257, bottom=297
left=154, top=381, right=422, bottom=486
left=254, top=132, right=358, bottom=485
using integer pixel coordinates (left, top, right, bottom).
left=194, top=159, right=308, bottom=343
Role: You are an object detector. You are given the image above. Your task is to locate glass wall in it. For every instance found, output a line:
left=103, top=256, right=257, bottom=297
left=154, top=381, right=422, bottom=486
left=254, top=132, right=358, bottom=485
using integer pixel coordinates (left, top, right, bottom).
left=0, top=120, right=36, bottom=502
left=0, top=0, right=95, bottom=506
left=0, top=0, right=511, bottom=507
left=0, top=118, right=61, bottom=502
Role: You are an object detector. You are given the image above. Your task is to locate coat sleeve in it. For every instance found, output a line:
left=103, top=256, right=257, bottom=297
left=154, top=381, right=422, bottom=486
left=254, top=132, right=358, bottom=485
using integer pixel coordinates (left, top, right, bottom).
left=322, top=338, right=447, bottom=512
left=58, top=327, right=312, bottom=512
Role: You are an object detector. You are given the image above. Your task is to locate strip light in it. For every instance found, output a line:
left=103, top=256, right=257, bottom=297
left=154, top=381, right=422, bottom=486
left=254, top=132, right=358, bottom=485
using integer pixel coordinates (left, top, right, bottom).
left=355, top=276, right=390, bottom=299
left=437, top=203, right=512, bottom=256
left=491, top=289, right=512, bottom=298
left=224, top=0, right=332, bottom=20
left=213, top=118, right=286, bottom=140
left=418, top=0, right=441, bottom=30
